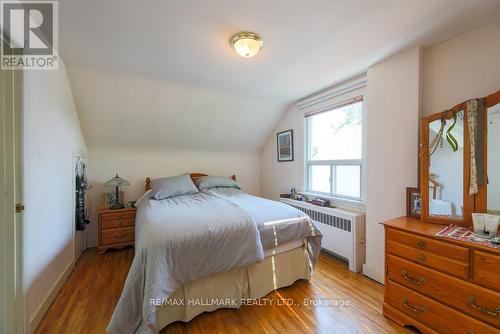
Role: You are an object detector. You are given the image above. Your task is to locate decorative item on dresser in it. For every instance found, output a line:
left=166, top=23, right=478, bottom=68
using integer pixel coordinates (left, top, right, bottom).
left=97, top=207, right=136, bottom=255
left=383, top=217, right=499, bottom=334
left=406, top=187, right=421, bottom=219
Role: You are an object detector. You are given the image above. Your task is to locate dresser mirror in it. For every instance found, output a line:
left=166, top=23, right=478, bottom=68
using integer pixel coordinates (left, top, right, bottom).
left=420, top=90, right=500, bottom=226
left=487, top=103, right=500, bottom=215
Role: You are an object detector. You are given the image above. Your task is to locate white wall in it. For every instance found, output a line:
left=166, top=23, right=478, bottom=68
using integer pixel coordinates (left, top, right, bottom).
left=260, top=50, right=420, bottom=284
left=261, top=103, right=304, bottom=200
left=423, top=21, right=500, bottom=116
left=67, top=65, right=273, bottom=249
left=261, top=83, right=367, bottom=207
left=66, top=65, right=285, bottom=152
left=23, top=60, right=86, bottom=331
left=85, top=147, right=261, bottom=247
left=361, top=21, right=500, bottom=282
left=363, top=48, right=421, bottom=283
left=260, top=21, right=500, bottom=285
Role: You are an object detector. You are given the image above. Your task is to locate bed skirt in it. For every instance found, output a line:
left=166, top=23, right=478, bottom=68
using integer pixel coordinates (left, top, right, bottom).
left=157, top=245, right=311, bottom=330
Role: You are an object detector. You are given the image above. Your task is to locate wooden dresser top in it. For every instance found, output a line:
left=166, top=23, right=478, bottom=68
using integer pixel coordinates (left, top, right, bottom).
left=381, top=216, right=500, bottom=255
left=98, top=207, right=137, bottom=214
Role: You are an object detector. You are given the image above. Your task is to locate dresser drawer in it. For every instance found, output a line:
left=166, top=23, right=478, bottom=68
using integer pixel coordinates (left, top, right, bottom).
left=101, top=217, right=135, bottom=230
left=387, top=229, right=469, bottom=262
left=474, top=251, right=500, bottom=292
left=387, top=241, right=469, bottom=279
left=101, top=227, right=134, bottom=245
left=101, top=210, right=136, bottom=221
left=386, top=280, right=498, bottom=334
left=387, top=255, right=500, bottom=328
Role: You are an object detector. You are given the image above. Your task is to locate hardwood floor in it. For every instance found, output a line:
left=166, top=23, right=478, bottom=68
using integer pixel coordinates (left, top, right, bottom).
left=35, top=248, right=416, bottom=334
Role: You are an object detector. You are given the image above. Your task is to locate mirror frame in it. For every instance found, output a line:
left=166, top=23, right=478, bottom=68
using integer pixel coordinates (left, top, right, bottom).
left=421, top=106, right=473, bottom=226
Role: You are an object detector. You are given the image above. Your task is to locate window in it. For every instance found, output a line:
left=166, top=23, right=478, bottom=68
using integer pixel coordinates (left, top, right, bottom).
left=305, top=97, right=363, bottom=200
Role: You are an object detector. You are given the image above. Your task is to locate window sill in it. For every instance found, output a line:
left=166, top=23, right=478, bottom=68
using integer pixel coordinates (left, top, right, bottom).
left=301, top=191, right=366, bottom=213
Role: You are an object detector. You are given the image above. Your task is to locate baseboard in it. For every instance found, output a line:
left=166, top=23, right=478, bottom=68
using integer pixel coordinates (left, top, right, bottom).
left=29, top=260, right=75, bottom=333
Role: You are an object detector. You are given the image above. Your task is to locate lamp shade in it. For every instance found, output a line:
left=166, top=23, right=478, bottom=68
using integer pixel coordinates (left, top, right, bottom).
left=230, top=32, right=263, bottom=58
left=104, top=174, right=130, bottom=188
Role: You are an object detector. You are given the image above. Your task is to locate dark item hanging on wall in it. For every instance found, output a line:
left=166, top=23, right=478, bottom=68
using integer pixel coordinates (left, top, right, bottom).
left=75, top=159, right=90, bottom=231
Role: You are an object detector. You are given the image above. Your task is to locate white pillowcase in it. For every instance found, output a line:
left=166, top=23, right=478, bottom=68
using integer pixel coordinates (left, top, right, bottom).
left=195, top=176, right=241, bottom=190
left=135, top=190, right=152, bottom=207
left=150, top=173, right=198, bottom=200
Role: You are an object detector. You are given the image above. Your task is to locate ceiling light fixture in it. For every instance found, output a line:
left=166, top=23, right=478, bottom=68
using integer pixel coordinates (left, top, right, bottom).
left=230, top=32, right=263, bottom=58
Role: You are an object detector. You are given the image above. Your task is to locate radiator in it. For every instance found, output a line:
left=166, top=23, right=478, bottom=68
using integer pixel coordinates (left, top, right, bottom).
left=280, top=198, right=365, bottom=272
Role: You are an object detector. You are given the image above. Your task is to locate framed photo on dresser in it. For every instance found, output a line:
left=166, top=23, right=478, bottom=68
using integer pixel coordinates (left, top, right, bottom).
left=100, top=191, right=124, bottom=209
left=406, top=187, right=421, bottom=218
left=277, top=129, right=294, bottom=162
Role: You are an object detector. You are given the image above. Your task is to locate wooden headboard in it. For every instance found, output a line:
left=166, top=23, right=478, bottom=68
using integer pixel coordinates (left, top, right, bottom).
left=145, top=173, right=236, bottom=191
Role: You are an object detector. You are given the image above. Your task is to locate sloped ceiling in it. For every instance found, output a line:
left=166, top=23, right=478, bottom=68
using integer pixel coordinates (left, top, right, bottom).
left=60, top=0, right=500, bottom=151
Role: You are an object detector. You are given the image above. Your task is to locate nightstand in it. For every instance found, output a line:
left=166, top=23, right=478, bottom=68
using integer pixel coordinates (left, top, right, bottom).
left=97, top=207, right=136, bottom=255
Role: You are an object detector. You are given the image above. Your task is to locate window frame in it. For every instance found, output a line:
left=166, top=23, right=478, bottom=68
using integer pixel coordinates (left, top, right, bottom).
left=304, top=97, right=365, bottom=202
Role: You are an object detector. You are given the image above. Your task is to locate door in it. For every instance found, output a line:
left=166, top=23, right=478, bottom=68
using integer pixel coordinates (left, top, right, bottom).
left=0, top=43, right=25, bottom=334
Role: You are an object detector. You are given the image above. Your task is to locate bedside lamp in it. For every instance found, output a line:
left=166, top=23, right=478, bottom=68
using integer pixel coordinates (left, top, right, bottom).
left=104, top=174, right=130, bottom=209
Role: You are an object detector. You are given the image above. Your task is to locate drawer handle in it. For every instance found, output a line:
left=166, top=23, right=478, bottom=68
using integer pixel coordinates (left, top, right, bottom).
left=416, top=240, right=426, bottom=248
left=403, top=298, right=426, bottom=313
left=416, top=253, right=426, bottom=262
left=467, top=296, right=500, bottom=316
left=401, top=270, right=426, bottom=285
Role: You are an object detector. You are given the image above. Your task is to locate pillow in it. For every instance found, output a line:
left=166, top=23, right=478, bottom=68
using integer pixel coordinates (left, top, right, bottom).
left=134, top=190, right=152, bottom=207
left=150, top=173, right=198, bottom=200
left=195, top=176, right=241, bottom=190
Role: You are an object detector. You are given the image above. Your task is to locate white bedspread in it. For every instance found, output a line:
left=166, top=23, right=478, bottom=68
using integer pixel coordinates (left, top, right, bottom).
left=207, top=188, right=320, bottom=250
left=107, top=190, right=321, bottom=334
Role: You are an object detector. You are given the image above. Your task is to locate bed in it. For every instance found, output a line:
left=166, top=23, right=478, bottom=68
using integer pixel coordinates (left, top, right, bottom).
left=107, top=173, right=322, bottom=334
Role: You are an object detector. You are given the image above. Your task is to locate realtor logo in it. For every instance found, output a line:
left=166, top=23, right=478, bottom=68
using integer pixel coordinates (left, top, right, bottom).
left=1, top=0, right=58, bottom=70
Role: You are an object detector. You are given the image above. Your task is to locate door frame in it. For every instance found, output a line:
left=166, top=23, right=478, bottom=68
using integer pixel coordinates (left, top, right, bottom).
left=0, top=29, right=26, bottom=334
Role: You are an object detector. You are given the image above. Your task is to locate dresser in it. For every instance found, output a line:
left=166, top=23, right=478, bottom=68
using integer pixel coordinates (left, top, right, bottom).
left=383, top=217, right=500, bottom=334
left=97, top=207, right=136, bottom=255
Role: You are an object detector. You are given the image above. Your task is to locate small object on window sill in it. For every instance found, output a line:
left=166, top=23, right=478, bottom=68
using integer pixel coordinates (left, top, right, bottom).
left=287, top=187, right=305, bottom=201
left=294, top=194, right=305, bottom=201
left=311, top=198, right=331, bottom=207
